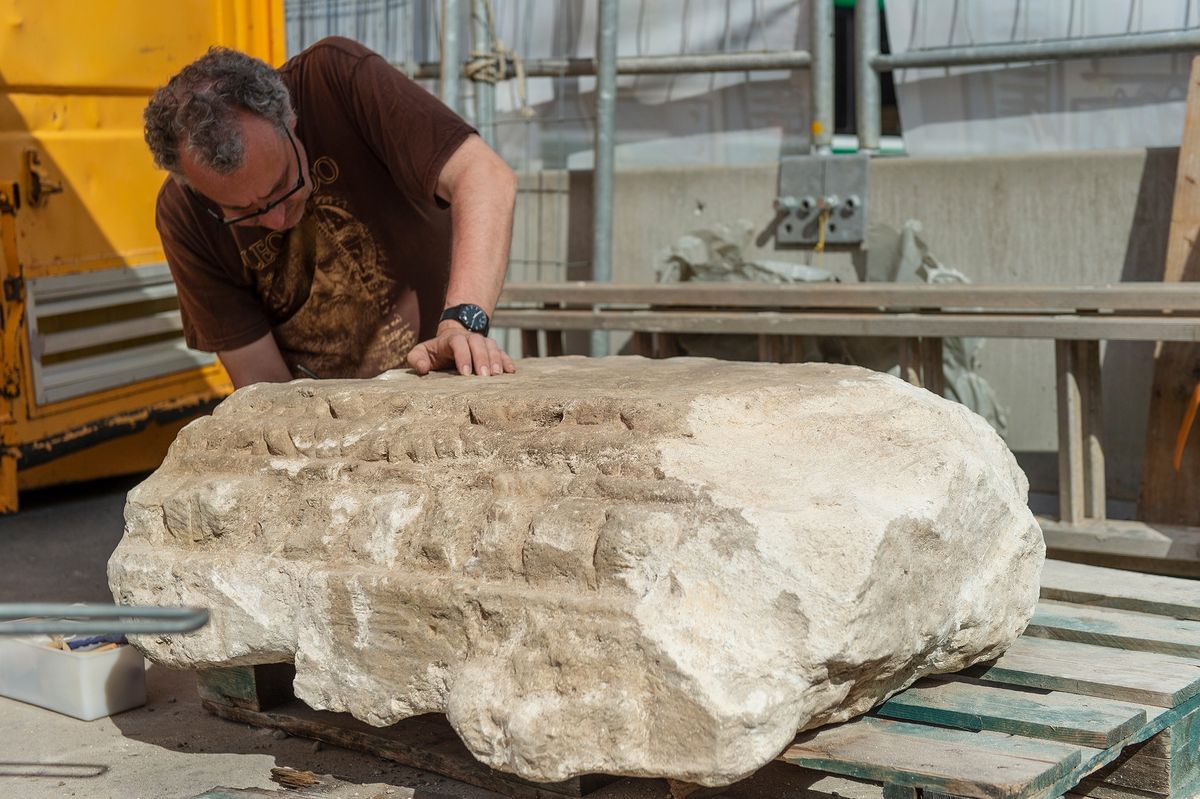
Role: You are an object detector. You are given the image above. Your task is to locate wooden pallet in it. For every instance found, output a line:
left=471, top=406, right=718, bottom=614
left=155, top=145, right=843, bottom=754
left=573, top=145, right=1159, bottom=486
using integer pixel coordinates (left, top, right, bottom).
left=197, top=560, right=1200, bottom=799
left=783, top=559, right=1200, bottom=799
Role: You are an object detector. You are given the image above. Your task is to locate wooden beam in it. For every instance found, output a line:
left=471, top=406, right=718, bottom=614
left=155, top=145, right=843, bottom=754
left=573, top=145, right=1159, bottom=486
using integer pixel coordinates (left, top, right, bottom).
left=897, top=338, right=920, bottom=385
left=1076, top=340, right=1106, bottom=520
left=1040, top=559, right=1200, bottom=621
left=920, top=337, right=945, bottom=396
left=1140, top=56, right=1200, bottom=525
left=499, top=281, right=1200, bottom=313
left=1057, top=340, right=1086, bottom=524
left=520, top=329, right=540, bottom=358
left=491, top=308, right=1200, bottom=342
left=781, top=715, right=1081, bottom=799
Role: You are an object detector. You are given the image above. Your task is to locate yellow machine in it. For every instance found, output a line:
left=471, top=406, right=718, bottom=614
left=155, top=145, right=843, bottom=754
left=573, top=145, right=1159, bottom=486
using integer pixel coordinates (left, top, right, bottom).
left=0, top=0, right=284, bottom=512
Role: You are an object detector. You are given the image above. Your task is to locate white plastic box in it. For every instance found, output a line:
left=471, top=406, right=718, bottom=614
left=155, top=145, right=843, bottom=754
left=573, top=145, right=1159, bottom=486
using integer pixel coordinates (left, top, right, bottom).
left=0, top=625, right=146, bottom=721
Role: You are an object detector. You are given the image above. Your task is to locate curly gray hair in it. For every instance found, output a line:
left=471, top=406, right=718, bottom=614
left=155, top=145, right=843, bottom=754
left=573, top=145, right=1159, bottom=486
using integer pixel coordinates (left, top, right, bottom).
left=144, top=47, right=295, bottom=177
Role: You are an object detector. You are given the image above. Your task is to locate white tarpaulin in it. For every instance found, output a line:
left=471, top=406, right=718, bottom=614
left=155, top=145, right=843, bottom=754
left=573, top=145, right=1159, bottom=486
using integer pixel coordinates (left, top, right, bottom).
left=885, top=0, right=1200, bottom=154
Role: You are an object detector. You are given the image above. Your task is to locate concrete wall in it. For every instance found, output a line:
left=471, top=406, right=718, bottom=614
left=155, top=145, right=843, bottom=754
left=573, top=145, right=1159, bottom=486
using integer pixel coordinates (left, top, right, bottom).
left=508, top=148, right=1179, bottom=503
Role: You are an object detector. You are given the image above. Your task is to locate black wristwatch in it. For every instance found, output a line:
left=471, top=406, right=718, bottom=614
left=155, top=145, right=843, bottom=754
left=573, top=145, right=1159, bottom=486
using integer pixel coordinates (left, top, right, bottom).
left=440, top=303, right=490, bottom=336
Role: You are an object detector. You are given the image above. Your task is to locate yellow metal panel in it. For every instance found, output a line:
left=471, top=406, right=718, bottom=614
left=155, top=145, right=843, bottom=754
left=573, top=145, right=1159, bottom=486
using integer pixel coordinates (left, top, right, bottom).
left=0, top=0, right=283, bottom=511
left=16, top=413, right=199, bottom=491
left=0, top=0, right=284, bottom=91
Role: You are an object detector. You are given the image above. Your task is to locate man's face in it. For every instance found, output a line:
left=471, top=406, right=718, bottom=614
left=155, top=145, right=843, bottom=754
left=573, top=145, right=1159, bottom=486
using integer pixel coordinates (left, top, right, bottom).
left=180, top=111, right=312, bottom=231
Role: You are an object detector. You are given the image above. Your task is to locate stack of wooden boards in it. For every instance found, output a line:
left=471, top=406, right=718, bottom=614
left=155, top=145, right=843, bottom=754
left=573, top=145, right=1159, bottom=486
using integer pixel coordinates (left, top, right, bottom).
left=196, top=559, right=1200, bottom=799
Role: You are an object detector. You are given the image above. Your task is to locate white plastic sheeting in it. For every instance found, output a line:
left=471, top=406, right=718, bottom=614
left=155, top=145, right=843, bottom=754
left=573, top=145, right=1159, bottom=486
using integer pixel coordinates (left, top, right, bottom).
left=885, top=0, right=1200, bottom=154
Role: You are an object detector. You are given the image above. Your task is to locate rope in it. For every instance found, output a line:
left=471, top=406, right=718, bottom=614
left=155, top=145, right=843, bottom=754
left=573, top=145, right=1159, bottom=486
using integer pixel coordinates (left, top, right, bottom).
left=464, top=0, right=535, bottom=118
left=812, top=206, right=831, bottom=269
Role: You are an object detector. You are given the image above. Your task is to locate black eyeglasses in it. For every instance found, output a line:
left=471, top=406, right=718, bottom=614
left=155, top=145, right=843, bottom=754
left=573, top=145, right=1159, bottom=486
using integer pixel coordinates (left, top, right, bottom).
left=195, top=129, right=306, bottom=226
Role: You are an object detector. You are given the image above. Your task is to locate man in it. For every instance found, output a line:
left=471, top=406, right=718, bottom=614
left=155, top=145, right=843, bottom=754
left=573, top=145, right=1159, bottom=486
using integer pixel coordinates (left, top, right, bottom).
left=143, top=37, right=516, bottom=388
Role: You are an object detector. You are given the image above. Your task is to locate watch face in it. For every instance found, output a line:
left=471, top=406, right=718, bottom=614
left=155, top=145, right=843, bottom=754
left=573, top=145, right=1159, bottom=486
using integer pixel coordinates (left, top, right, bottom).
left=459, top=304, right=488, bottom=332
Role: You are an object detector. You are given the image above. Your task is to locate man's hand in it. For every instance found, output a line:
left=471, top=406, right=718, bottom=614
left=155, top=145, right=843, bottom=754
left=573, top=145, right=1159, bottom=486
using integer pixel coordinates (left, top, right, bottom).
left=407, top=321, right=516, bottom=377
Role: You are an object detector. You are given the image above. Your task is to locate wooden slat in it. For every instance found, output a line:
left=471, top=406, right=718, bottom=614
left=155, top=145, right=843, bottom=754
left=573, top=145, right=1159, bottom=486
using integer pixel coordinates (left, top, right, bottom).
left=1139, top=56, right=1200, bottom=526
left=1057, top=340, right=1086, bottom=524
left=876, top=677, right=1146, bottom=748
left=499, top=282, right=1200, bottom=313
left=963, top=636, right=1200, bottom=708
left=1027, top=600, right=1200, bottom=659
left=780, top=715, right=1082, bottom=799
left=520, top=329, right=540, bottom=358
left=490, top=309, right=1200, bottom=342
left=203, top=699, right=612, bottom=799
left=920, top=337, right=944, bottom=396
left=1040, top=559, right=1200, bottom=620
left=1078, top=339, right=1106, bottom=520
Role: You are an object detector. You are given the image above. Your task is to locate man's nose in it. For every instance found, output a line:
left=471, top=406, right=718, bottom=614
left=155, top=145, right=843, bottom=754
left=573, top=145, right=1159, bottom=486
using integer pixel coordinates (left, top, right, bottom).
left=257, top=204, right=289, bottom=231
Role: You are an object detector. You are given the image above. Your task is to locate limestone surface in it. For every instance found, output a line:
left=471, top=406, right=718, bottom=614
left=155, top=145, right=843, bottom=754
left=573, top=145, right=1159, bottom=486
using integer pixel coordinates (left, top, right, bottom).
left=108, top=357, right=1044, bottom=786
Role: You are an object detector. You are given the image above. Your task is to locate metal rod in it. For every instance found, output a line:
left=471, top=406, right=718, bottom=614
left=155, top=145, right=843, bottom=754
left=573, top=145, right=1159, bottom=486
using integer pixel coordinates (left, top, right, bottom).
left=470, top=0, right=496, bottom=145
left=874, top=28, right=1200, bottom=70
left=439, top=0, right=462, bottom=112
left=810, top=0, right=834, bottom=154
left=0, top=604, right=210, bottom=636
left=590, top=0, right=619, bottom=358
left=855, top=0, right=881, bottom=153
left=401, top=50, right=812, bottom=80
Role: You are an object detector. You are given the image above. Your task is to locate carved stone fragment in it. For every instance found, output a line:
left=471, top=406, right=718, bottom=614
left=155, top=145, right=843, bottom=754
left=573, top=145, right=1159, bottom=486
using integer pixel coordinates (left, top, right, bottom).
left=109, top=357, right=1044, bottom=785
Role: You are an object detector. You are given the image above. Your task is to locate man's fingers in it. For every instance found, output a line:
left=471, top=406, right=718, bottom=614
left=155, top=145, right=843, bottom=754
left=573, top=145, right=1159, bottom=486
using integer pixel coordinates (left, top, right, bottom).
left=450, top=334, right=473, bottom=375
left=500, top=349, right=516, bottom=373
left=484, top=339, right=506, bottom=376
left=407, top=343, right=432, bottom=375
left=468, top=334, right=493, bottom=376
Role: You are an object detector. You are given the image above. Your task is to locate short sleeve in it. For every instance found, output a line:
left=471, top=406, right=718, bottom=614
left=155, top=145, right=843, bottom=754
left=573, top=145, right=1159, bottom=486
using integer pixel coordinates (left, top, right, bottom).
left=155, top=181, right=272, bottom=353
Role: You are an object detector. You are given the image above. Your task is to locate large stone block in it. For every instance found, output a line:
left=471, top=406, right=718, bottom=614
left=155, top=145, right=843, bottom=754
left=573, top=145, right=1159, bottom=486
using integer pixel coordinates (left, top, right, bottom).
left=108, top=357, right=1043, bottom=786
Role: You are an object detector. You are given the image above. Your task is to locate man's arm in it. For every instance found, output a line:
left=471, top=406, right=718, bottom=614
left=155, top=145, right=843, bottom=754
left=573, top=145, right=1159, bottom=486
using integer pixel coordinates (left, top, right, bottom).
left=219, top=331, right=294, bottom=389
left=406, top=135, right=518, bottom=377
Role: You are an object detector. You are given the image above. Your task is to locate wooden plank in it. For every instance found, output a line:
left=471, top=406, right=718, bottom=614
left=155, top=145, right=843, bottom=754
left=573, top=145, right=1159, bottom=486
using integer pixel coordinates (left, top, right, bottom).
left=897, top=337, right=920, bottom=384
left=196, top=664, right=296, bottom=713
left=489, top=309, right=1200, bottom=342
left=963, top=636, right=1200, bottom=708
left=520, top=329, right=540, bottom=358
left=1077, top=340, right=1106, bottom=520
left=1140, top=56, right=1200, bottom=526
left=498, top=282, right=1200, bottom=313
left=544, top=329, right=564, bottom=357
left=1026, top=600, right=1200, bottom=659
left=1057, top=340, right=1087, bottom=524
left=1040, top=559, right=1200, bottom=620
left=876, top=677, right=1146, bottom=747
left=920, top=337, right=945, bottom=396
left=1076, top=696, right=1200, bottom=799
left=632, top=331, right=653, bottom=357
left=780, top=715, right=1082, bottom=799
left=203, top=699, right=612, bottom=799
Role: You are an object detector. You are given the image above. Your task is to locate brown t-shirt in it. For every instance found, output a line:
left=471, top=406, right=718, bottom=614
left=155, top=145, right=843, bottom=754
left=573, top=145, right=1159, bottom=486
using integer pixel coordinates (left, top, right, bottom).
left=156, top=37, right=476, bottom=379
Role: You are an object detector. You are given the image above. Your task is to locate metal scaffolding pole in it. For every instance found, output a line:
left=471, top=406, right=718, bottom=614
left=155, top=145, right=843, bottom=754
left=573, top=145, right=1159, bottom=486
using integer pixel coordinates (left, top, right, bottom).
left=810, top=0, right=834, bottom=154
left=471, top=0, right=496, bottom=145
left=439, top=0, right=462, bottom=112
left=403, top=50, right=812, bottom=80
left=855, top=0, right=881, bottom=153
left=591, top=0, right=619, bottom=358
left=874, top=28, right=1200, bottom=70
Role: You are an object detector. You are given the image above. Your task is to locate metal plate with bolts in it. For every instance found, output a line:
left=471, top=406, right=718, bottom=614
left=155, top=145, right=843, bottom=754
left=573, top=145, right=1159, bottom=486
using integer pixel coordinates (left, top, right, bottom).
left=775, top=154, right=869, bottom=246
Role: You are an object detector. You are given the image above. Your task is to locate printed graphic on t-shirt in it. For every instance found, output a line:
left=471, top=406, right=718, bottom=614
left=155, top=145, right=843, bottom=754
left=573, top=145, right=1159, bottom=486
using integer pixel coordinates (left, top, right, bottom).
left=237, top=155, right=416, bottom=378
